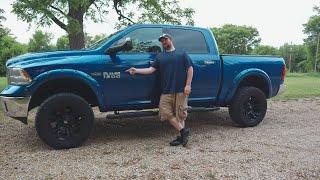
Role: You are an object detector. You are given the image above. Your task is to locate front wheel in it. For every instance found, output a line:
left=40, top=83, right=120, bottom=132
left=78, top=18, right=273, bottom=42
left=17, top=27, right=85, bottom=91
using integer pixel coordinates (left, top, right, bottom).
left=35, top=93, right=94, bottom=149
left=228, top=87, right=267, bottom=127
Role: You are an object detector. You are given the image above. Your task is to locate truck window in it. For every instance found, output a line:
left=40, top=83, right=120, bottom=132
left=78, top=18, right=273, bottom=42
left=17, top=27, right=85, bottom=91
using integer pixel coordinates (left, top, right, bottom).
left=164, top=28, right=209, bottom=54
left=112, top=28, right=163, bottom=54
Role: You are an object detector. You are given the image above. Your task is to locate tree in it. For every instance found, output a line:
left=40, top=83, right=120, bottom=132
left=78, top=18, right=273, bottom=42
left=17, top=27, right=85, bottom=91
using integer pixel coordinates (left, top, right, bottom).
left=28, top=30, right=54, bottom=52
left=0, top=8, right=5, bottom=27
left=0, top=8, right=9, bottom=39
left=0, top=8, right=27, bottom=76
left=56, top=35, right=69, bottom=50
left=85, top=33, right=107, bottom=48
left=0, top=33, right=27, bottom=76
left=252, top=45, right=279, bottom=56
left=279, top=43, right=309, bottom=72
left=12, top=0, right=194, bottom=49
left=303, top=4, right=320, bottom=72
left=211, top=24, right=261, bottom=54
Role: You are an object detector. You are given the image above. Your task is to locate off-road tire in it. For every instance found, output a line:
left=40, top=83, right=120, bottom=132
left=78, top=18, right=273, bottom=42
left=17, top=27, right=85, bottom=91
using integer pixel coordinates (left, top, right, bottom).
left=228, top=86, right=267, bottom=127
left=35, top=93, right=94, bottom=149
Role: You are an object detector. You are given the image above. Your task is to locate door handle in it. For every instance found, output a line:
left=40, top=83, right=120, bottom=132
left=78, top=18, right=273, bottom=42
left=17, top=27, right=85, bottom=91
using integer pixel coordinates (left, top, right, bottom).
left=149, top=60, right=154, bottom=65
left=203, top=60, right=215, bottom=65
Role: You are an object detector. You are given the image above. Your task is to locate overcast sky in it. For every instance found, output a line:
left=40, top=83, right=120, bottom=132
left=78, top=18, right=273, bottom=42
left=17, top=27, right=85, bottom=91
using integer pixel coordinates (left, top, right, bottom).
left=1, top=0, right=319, bottom=47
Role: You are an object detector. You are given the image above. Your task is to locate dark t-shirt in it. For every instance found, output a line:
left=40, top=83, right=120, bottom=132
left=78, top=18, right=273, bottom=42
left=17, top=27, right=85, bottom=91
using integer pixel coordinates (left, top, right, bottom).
left=151, top=49, right=193, bottom=94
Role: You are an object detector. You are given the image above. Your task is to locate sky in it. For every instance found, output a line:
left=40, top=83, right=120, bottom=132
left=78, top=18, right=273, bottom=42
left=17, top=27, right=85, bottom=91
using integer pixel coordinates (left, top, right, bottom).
left=1, top=0, right=320, bottom=47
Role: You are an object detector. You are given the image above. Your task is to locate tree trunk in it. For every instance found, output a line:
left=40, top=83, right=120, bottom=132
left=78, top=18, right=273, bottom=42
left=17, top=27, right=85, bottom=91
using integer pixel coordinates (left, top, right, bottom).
left=67, top=6, right=85, bottom=49
left=68, top=29, right=85, bottom=49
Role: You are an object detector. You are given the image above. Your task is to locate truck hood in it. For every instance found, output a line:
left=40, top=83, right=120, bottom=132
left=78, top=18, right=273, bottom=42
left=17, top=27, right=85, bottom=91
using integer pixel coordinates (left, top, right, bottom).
left=6, top=50, right=93, bottom=68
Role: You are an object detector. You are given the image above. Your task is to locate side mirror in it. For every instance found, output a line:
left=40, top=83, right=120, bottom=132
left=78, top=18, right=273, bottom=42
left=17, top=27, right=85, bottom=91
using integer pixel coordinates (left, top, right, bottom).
left=105, top=38, right=133, bottom=55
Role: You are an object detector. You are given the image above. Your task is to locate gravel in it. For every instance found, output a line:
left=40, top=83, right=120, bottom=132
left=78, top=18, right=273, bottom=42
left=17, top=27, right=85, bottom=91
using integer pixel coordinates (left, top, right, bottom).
left=1, top=98, right=320, bottom=179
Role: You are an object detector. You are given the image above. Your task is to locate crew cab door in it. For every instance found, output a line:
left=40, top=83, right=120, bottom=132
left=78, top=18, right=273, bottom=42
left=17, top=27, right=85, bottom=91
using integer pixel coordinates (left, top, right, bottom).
left=102, top=27, right=163, bottom=109
left=164, top=28, right=221, bottom=106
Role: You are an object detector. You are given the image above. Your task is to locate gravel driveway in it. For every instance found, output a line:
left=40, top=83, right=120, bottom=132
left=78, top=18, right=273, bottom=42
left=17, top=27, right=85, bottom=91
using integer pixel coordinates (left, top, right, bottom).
left=1, top=98, right=320, bottom=179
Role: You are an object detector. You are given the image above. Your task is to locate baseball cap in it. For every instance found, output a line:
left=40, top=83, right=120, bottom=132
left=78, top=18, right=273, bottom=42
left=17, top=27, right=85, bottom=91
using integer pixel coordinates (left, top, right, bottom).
left=158, top=33, right=173, bottom=41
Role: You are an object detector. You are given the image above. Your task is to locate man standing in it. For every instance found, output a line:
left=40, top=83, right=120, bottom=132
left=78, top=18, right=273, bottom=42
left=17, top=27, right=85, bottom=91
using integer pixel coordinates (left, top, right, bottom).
left=126, top=34, right=194, bottom=146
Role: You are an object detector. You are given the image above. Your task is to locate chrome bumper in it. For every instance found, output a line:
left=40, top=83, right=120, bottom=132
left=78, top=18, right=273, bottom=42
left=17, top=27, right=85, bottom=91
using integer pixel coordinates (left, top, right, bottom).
left=0, top=96, right=30, bottom=119
left=277, top=83, right=286, bottom=95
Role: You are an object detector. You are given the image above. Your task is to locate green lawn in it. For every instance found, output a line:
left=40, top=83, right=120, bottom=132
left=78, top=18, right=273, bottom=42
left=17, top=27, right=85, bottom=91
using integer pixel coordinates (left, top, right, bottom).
left=275, top=72, right=320, bottom=100
left=0, top=77, right=6, bottom=91
left=0, top=73, right=319, bottom=100
left=0, top=77, right=6, bottom=111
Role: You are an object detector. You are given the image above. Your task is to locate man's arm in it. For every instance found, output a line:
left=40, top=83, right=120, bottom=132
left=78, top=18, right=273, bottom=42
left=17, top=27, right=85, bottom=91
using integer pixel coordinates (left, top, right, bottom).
left=126, top=67, right=156, bottom=75
left=184, top=66, right=193, bottom=95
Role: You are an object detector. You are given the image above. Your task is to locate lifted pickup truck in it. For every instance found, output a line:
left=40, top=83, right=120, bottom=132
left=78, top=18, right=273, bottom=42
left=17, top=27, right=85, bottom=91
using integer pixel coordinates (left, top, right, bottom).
left=1, top=24, right=285, bottom=149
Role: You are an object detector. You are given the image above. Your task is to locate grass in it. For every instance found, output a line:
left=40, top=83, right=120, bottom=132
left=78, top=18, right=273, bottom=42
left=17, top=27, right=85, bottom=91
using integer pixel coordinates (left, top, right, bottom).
left=0, top=77, right=6, bottom=91
left=275, top=72, right=320, bottom=100
left=0, top=73, right=319, bottom=101
left=0, top=77, right=7, bottom=112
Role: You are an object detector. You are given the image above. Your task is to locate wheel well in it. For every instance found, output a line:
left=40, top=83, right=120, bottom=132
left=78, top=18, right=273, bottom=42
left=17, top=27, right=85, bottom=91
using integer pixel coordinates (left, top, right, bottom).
left=29, top=78, right=99, bottom=110
left=237, top=75, right=269, bottom=98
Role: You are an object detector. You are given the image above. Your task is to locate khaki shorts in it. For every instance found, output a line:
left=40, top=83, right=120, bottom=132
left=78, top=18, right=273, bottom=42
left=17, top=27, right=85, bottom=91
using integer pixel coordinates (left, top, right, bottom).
left=159, top=93, right=189, bottom=122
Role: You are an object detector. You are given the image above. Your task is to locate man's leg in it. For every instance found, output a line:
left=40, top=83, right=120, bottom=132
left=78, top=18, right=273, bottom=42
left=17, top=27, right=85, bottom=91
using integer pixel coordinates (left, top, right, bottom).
left=176, top=93, right=190, bottom=146
left=181, top=120, right=185, bottom=128
left=159, top=94, right=185, bottom=146
left=167, top=116, right=183, bottom=131
left=167, top=116, right=185, bottom=146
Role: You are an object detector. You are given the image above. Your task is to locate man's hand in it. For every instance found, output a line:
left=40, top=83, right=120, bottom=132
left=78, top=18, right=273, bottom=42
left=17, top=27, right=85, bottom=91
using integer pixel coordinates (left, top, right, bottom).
left=184, top=85, right=191, bottom=95
left=125, top=67, right=137, bottom=75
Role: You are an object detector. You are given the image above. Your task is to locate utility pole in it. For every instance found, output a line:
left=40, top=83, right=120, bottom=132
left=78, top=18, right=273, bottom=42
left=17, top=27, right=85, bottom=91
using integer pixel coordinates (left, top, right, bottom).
left=315, top=33, right=320, bottom=72
left=289, top=42, right=293, bottom=73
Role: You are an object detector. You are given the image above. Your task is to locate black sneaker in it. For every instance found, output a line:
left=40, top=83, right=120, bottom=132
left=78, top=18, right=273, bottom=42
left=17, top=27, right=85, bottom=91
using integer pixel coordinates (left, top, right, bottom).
left=180, top=128, right=190, bottom=147
left=169, top=136, right=183, bottom=146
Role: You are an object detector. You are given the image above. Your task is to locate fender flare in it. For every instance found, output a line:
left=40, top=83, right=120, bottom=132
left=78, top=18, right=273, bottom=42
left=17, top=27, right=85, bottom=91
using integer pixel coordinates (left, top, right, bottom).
left=27, top=69, right=105, bottom=110
left=225, top=68, right=272, bottom=102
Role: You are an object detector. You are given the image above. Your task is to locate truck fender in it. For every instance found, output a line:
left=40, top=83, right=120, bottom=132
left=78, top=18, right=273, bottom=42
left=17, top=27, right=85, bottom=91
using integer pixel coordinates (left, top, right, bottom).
left=225, top=68, right=272, bottom=103
left=26, top=69, right=105, bottom=111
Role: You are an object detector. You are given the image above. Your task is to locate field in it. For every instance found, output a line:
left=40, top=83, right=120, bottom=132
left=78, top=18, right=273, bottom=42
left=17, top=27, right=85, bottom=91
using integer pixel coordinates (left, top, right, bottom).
left=275, top=72, right=320, bottom=99
left=0, top=77, right=6, bottom=91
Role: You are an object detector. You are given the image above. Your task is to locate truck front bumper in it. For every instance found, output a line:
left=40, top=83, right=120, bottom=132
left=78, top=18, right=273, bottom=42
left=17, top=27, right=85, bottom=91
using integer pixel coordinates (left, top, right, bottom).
left=0, top=96, right=30, bottom=124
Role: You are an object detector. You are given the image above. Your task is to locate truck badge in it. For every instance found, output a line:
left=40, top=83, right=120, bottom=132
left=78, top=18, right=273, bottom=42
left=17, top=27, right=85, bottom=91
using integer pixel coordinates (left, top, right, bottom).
left=103, top=72, right=121, bottom=79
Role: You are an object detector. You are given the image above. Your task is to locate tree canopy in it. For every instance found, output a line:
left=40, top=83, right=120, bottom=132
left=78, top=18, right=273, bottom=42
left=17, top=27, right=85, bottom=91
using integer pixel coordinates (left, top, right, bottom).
left=211, top=24, right=261, bottom=54
left=56, top=35, right=69, bottom=50
left=0, top=8, right=27, bottom=76
left=252, top=45, right=279, bottom=56
left=0, top=8, right=5, bottom=27
left=12, top=0, right=194, bottom=49
left=303, top=4, right=320, bottom=72
left=28, top=30, right=54, bottom=52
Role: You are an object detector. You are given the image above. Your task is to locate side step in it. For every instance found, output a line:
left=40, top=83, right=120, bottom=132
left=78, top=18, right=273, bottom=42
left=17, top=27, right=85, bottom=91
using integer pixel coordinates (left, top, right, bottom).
left=106, top=107, right=220, bottom=119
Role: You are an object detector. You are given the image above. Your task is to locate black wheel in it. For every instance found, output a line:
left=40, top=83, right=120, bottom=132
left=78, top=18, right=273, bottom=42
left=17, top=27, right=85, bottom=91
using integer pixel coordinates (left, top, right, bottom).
left=228, top=86, right=267, bottom=127
left=35, top=93, right=94, bottom=149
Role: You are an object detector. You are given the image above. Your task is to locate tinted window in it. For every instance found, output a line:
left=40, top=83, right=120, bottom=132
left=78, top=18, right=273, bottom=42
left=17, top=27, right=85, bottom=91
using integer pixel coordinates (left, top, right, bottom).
left=164, top=28, right=209, bottom=53
left=112, top=28, right=163, bottom=54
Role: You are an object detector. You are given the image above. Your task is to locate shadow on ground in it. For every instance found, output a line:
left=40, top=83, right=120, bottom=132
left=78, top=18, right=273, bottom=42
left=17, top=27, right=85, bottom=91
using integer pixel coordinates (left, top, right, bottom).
left=88, top=108, right=237, bottom=145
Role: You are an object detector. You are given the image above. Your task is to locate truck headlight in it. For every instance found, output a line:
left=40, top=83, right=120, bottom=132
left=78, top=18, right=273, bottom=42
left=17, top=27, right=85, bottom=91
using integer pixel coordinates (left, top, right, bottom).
left=7, top=68, right=32, bottom=85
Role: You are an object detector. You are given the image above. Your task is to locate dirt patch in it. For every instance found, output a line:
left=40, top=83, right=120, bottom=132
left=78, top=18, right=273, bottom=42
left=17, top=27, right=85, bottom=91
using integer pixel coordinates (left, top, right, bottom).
left=0, top=98, right=320, bottom=179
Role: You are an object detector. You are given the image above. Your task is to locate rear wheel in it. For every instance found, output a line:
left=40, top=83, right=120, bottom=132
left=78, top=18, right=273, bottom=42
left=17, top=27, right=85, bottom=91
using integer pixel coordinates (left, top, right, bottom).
left=35, top=93, right=94, bottom=149
left=228, top=86, right=267, bottom=127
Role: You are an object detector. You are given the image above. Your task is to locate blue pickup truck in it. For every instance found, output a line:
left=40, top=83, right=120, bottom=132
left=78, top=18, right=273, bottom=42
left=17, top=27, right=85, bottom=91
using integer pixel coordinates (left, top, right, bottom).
left=0, top=24, right=285, bottom=149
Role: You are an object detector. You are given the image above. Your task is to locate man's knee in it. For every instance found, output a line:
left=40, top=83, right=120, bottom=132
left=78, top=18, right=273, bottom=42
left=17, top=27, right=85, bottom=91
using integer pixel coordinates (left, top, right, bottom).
left=159, top=94, right=174, bottom=121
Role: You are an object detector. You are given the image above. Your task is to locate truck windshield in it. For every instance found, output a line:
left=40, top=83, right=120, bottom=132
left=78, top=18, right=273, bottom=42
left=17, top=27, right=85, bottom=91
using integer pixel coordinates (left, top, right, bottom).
left=85, top=29, right=124, bottom=50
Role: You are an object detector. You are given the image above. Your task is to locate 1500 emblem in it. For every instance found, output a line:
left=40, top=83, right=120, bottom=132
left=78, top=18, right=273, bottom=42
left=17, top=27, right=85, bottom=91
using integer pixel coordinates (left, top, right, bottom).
left=103, top=72, right=121, bottom=79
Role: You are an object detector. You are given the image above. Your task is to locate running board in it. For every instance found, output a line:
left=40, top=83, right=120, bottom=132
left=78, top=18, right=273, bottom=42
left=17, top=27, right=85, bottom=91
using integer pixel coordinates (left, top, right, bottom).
left=106, top=107, right=220, bottom=119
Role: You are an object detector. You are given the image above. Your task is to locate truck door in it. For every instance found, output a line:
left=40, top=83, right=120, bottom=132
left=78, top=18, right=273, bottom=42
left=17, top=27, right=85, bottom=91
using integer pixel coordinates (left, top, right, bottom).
left=101, top=27, right=163, bottom=109
left=164, top=28, right=221, bottom=105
